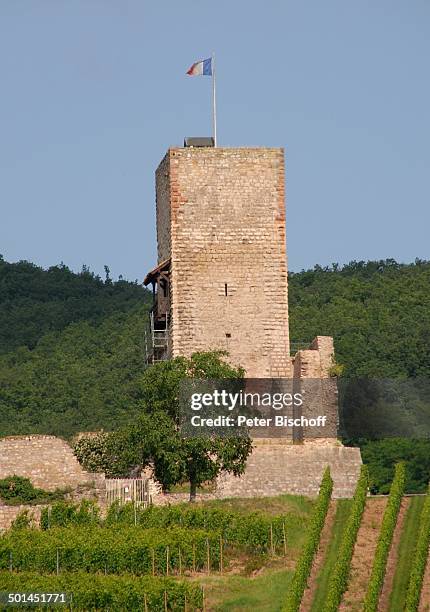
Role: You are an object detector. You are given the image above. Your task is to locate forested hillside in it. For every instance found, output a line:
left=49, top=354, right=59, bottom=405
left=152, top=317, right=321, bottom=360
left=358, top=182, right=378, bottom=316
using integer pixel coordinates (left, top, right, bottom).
left=0, top=257, right=429, bottom=438
left=0, top=257, right=151, bottom=437
left=289, top=259, right=430, bottom=377
left=0, top=256, right=149, bottom=354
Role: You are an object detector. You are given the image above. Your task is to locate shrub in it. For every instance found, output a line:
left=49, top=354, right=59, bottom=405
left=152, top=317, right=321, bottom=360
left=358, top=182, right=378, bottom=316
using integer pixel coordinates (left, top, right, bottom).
left=404, top=483, right=430, bottom=611
left=73, top=433, right=112, bottom=474
left=0, top=476, right=67, bottom=506
left=10, top=510, right=36, bottom=530
left=283, top=467, right=333, bottom=612
left=323, top=465, right=369, bottom=611
left=363, top=462, right=406, bottom=611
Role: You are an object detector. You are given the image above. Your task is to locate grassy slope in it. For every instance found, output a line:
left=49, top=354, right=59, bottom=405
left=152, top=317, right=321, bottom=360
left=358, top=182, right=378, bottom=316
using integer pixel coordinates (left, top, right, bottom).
left=198, top=493, right=314, bottom=517
left=388, top=496, right=425, bottom=612
left=160, top=494, right=314, bottom=611
left=204, top=569, right=295, bottom=612
left=195, top=496, right=318, bottom=610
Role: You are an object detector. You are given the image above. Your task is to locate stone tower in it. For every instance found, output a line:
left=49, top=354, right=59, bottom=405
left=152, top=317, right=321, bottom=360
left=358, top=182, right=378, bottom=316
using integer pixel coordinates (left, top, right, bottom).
left=144, top=146, right=292, bottom=377
left=144, top=142, right=362, bottom=498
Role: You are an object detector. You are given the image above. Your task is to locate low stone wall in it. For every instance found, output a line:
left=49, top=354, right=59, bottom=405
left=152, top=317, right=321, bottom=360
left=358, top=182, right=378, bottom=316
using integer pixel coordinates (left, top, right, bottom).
left=0, top=504, right=45, bottom=532
left=0, top=435, right=97, bottom=491
left=216, top=440, right=362, bottom=499
left=152, top=492, right=216, bottom=506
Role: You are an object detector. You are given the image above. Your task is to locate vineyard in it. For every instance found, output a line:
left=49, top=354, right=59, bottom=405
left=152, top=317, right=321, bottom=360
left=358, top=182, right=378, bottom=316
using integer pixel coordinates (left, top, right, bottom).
left=288, top=464, right=430, bottom=612
left=0, top=494, right=313, bottom=610
left=0, top=472, right=429, bottom=610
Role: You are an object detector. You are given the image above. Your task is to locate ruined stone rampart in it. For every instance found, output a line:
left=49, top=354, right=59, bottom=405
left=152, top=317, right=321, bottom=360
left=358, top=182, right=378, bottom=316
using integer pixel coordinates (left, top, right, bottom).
left=0, top=435, right=99, bottom=491
left=216, top=440, right=362, bottom=499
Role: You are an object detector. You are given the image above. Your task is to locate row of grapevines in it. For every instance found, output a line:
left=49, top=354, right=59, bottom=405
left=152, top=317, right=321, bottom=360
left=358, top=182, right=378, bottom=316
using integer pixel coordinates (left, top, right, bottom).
left=0, top=571, right=202, bottom=611
left=41, top=499, right=307, bottom=552
left=405, top=482, right=430, bottom=611
left=363, top=462, right=406, bottom=612
left=282, top=467, right=333, bottom=612
left=108, top=502, right=305, bottom=551
left=323, top=465, right=369, bottom=611
left=40, top=500, right=99, bottom=529
left=0, top=526, right=220, bottom=575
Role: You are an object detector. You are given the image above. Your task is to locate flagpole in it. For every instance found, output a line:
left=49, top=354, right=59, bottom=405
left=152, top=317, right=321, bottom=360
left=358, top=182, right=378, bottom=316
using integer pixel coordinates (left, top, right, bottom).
left=212, top=52, right=217, bottom=147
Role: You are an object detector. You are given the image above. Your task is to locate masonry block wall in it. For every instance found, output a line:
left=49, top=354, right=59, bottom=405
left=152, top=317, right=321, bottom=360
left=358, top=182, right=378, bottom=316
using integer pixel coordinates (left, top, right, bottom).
left=0, top=435, right=99, bottom=491
left=155, top=147, right=291, bottom=378
left=216, top=441, right=362, bottom=499
left=292, top=335, right=339, bottom=440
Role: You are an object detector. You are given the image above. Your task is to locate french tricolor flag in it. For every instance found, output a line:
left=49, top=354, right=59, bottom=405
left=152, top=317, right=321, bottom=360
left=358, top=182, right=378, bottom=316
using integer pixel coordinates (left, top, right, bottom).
left=186, top=57, right=212, bottom=76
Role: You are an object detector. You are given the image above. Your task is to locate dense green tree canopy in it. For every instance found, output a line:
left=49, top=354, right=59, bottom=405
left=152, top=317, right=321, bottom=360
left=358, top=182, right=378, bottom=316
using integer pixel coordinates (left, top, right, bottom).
left=75, top=353, right=252, bottom=501
left=0, top=256, right=150, bottom=354
left=0, top=257, right=429, bottom=443
left=0, top=257, right=151, bottom=437
left=289, top=259, right=430, bottom=377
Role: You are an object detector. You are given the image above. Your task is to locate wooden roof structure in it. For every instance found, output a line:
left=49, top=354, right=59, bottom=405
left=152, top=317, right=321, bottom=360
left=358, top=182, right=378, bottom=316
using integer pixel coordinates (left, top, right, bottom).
left=143, top=258, right=171, bottom=286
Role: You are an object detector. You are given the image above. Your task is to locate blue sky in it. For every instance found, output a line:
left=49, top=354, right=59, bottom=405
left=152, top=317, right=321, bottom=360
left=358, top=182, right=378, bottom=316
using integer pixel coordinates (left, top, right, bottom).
left=0, top=1, right=428, bottom=281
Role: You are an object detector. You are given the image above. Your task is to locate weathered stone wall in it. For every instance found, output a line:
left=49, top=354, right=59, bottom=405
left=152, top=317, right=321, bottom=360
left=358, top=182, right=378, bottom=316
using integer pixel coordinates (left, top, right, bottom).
left=293, top=336, right=335, bottom=379
left=0, top=504, right=44, bottom=532
left=156, top=147, right=291, bottom=378
left=216, top=439, right=362, bottom=499
left=290, top=336, right=338, bottom=440
left=155, top=152, right=171, bottom=263
left=0, top=435, right=97, bottom=491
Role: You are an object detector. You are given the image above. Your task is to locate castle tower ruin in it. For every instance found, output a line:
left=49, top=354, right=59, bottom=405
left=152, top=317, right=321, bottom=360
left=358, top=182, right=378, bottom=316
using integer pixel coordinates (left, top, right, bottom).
left=145, top=146, right=292, bottom=377
left=144, top=143, right=362, bottom=498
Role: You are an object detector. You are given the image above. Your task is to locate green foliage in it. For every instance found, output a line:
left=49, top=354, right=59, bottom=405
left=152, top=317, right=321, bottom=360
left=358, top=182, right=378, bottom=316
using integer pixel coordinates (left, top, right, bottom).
left=405, top=484, right=430, bottom=611
left=328, top=362, right=345, bottom=377
left=309, top=500, right=352, bottom=612
left=10, top=509, right=36, bottom=530
left=138, top=351, right=244, bottom=420
left=289, top=259, right=430, bottom=377
left=0, top=571, right=203, bottom=611
left=0, top=258, right=150, bottom=354
left=0, top=259, right=151, bottom=438
left=363, top=462, right=407, bottom=611
left=105, top=501, right=307, bottom=552
left=1, top=258, right=429, bottom=439
left=0, top=476, right=67, bottom=506
left=0, top=308, right=152, bottom=438
left=360, top=439, right=430, bottom=494
left=40, top=501, right=100, bottom=530
left=74, top=407, right=252, bottom=497
left=0, top=526, right=221, bottom=575
left=74, top=352, right=252, bottom=499
left=73, top=426, right=151, bottom=479
left=134, top=353, right=250, bottom=499
left=283, top=467, right=333, bottom=612
left=323, top=466, right=369, bottom=611
left=104, top=411, right=186, bottom=486
left=388, top=496, right=425, bottom=611
left=73, top=433, right=112, bottom=474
